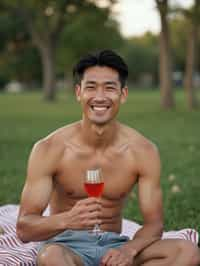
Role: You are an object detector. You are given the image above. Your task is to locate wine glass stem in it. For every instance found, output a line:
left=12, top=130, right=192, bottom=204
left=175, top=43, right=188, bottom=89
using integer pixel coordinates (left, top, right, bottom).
left=93, top=223, right=101, bottom=235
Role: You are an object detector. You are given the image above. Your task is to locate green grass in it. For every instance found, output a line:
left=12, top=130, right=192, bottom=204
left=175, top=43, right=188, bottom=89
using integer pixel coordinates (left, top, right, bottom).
left=0, top=90, right=200, bottom=233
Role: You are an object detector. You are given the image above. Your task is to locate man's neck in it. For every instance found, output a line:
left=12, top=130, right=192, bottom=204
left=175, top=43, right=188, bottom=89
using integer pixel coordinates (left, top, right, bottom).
left=80, top=118, right=118, bottom=150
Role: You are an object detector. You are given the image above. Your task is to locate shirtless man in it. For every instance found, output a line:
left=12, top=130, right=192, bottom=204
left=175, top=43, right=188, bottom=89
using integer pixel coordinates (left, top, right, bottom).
left=16, top=50, right=200, bottom=266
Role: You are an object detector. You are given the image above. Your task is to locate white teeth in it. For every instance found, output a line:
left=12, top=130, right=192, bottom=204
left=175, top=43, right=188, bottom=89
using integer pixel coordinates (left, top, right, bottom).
left=93, top=107, right=107, bottom=111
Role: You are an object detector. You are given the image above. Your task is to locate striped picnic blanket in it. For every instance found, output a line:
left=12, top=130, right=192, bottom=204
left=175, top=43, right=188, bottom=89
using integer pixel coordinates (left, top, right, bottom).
left=0, top=204, right=199, bottom=266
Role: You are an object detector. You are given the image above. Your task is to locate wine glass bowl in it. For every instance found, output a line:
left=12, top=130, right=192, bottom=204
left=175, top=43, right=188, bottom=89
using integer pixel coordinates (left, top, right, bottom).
left=84, top=169, right=104, bottom=197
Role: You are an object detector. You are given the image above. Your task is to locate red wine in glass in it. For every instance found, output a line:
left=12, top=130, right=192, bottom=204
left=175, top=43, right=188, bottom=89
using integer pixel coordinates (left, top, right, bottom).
left=84, top=169, right=104, bottom=234
left=84, top=182, right=104, bottom=197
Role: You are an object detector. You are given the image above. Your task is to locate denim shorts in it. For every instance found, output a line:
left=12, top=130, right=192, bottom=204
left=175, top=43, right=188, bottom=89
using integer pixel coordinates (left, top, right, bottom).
left=37, top=230, right=129, bottom=266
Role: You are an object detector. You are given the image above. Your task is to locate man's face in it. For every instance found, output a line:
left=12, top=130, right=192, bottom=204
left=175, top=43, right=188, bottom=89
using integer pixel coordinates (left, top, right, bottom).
left=76, top=66, right=128, bottom=125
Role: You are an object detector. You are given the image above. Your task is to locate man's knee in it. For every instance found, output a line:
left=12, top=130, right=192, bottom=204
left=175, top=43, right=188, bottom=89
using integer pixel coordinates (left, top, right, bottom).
left=37, top=244, right=64, bottom=265
left=177, top=240, right=200, bottom=265
left=37, top=244, right=75, bottom=266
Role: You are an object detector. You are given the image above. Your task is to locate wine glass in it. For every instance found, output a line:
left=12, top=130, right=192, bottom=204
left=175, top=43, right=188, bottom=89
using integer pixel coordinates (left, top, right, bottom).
left=84, top=168, right=104, bottom=234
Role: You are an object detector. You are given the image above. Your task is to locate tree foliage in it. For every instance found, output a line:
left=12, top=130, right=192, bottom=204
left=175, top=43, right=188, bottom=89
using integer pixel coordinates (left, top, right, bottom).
left=57, top=4, right=123, bottom=76
left=0, top=11, right=41, bottom=87
left=121, top=32, right=159, bottom=85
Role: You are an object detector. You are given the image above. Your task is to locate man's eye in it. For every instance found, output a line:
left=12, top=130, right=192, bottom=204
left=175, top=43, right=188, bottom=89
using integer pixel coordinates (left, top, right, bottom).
left=85, top=86, right=95, bottom=90
left=106, top=87, right=115, bottom=91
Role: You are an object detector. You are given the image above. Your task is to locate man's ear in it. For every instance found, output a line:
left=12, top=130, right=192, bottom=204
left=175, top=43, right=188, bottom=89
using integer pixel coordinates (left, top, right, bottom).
left=75, top=84, right=81, bottom=102
left=120, top=87, right=128, bottom=104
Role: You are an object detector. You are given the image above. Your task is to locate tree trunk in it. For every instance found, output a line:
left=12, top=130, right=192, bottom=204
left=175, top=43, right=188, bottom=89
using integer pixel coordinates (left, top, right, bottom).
left=39, top=43, right=56, bottom=101
left=157, top=0, right=175, bottom=109
left=28, top=23, right=57, bottom=102
left=184, top=24, right=199, bottom=109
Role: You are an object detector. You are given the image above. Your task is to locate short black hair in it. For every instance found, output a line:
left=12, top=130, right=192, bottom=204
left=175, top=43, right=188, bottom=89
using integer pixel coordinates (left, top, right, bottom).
left=73, top=50, right=128, bottom=88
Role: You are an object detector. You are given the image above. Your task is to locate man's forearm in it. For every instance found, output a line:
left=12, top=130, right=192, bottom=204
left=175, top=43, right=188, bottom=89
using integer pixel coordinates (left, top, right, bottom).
left=121, top=222, right=163, bottom=255
left=16, top=212, right=68, bottom=243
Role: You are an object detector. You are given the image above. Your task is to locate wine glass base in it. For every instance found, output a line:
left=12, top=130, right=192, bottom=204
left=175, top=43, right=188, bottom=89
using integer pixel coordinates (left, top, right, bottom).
left=91, top=224, right=103, bottom=236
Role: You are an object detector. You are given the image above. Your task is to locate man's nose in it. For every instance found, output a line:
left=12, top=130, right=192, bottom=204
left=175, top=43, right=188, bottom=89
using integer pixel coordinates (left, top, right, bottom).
left=95, top=88, right=106, bottom=100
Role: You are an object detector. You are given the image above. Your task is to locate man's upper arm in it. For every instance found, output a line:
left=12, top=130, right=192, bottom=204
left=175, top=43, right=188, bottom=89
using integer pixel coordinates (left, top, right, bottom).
left=137, top=142, right=163, bottom=225
left=18, top=139, right=63, bottom=217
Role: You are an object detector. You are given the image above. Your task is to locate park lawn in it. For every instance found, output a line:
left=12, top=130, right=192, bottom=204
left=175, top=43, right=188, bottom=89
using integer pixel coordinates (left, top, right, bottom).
left=0, top=90, right=200, bottom=233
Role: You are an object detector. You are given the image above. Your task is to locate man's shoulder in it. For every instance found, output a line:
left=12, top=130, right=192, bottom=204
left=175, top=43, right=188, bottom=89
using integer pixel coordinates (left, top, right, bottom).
left=119, top=124, right=160, bottom=174
left=119, top=123, right=159, bottom=156
left=32, top=121, right=81, bottom=155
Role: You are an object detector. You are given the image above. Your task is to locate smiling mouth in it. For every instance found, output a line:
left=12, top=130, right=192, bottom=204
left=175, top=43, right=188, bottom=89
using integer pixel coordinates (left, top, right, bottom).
left=90, top=105, right=110, bottom=111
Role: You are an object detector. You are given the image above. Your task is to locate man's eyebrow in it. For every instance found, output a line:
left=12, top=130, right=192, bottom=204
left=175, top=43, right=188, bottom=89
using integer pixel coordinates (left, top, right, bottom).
left=104, top=81, right=118, bottom=86
left=85, top=80, right=118, bottom=85
left=83, top=81, right=119, bottom=89
left=85, top=81, right=96, bottom=84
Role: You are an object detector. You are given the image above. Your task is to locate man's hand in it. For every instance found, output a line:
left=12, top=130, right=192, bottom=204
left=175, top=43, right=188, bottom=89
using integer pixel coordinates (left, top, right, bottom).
left=64, top=197, right=102, bottom=230
left=100, top=245, right=137, bottom=266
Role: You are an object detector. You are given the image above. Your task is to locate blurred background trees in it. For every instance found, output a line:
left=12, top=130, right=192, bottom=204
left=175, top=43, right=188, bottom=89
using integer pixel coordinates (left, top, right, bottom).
left=181, top=0, right=200, bottom=109
left=156, top=0, right=175, bottom=109
left=0, top=0, right=120, bottom=101
left=0, top=0, right=199, bottom=109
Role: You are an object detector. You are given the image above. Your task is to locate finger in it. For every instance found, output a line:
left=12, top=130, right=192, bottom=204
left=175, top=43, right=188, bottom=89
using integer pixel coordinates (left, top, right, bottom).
left=78, top=204, right=101, bottom=215
left=80, top=197, right=101, bottom=205
left=80, top=215, right=102, bottom=228
left=116, top=257, right=128, bottom=266
left=87, top=218, right=102, bottom=227
left=86, top=210, right=101, bottom=219
left=78, top=217, right=101, bottom=229
left=102, top=255, right=113, bottom=266
left=101, top=251, right=113, bottom=265
left=107, top=253, right=120, bottom=266
left=86, top=203, right=102, bottom=212
left=80, top=212, right=101, bottom=225
left=101, top=249, right=119, bottom=266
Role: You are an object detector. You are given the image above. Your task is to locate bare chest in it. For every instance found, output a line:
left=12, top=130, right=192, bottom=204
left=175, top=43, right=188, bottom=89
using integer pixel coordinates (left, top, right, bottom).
left=53, top=146, right=138, bottom=201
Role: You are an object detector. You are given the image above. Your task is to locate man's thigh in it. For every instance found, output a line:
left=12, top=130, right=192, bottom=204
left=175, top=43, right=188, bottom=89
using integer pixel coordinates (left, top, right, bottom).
left=134, top=239, right=196, bottom=265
